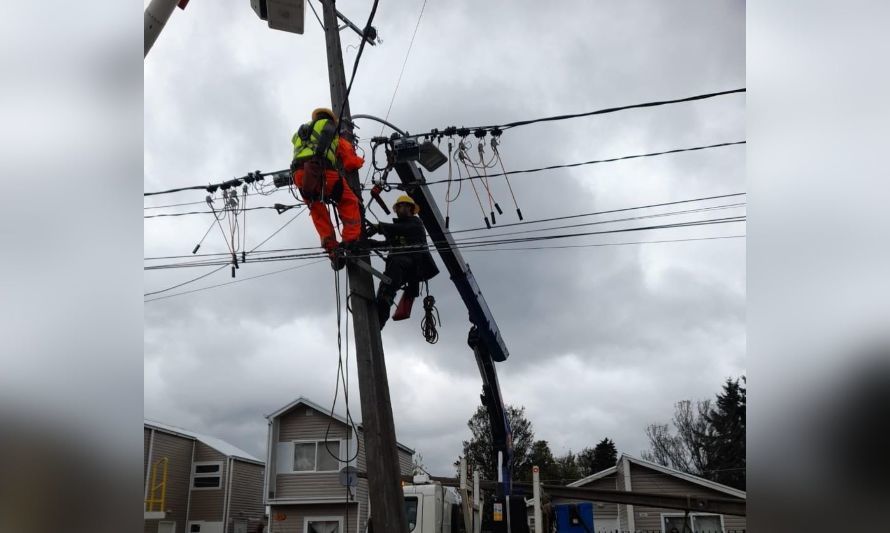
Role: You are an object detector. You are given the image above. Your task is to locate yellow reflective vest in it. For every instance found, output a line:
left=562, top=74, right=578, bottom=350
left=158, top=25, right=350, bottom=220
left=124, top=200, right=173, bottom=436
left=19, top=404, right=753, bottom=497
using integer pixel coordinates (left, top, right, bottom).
left=291, top=118, right=339, bottom=166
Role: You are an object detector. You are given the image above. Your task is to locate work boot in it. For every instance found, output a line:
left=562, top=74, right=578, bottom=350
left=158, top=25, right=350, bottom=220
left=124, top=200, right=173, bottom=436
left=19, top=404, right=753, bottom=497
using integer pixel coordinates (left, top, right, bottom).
left=392, top=293, right=415, bottom=321
left=328, top=245, right=346, bottom=271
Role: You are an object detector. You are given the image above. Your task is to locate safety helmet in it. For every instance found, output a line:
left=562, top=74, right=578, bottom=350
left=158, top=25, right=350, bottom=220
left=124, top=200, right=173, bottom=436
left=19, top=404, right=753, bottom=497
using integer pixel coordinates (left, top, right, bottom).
left=311, top=107, right=336, bottom=123
left=393, top=195, right=419, bottom=214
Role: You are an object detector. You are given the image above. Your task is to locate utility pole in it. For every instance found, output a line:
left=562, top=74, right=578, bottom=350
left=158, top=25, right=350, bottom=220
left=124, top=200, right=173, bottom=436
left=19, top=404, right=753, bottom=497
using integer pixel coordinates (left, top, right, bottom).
left=320, top=2, right=409, bottom=532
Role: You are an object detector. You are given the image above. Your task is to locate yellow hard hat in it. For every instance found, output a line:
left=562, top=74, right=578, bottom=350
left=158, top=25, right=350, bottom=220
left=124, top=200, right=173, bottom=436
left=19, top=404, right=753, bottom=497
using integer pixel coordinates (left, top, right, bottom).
left=311, top=107, right=336, bottom=123
left=393, top=195, right=419, bottom=214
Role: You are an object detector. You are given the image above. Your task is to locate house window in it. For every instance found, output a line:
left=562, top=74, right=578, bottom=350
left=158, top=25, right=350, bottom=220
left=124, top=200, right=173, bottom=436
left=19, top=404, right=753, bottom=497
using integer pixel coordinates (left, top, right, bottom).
left=293, top=440, right=341, bottom=472
left=304, top=517, right=342, bottom=533
left=192, top=461, right=223, bottom=489
left=662, top=513, right=724, bottom=533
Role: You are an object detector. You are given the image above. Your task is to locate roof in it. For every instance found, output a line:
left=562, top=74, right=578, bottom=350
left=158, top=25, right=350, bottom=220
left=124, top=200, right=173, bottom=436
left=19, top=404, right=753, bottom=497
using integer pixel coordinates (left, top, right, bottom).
left=145, top=419, right=264, bottom=465
left=568, top=453, right=745, bottom=500
left=567, top=465, right=617, bottom=487
left=622, top=454, right=746, bottom=499
left=266, top=396, right=415, bottom=455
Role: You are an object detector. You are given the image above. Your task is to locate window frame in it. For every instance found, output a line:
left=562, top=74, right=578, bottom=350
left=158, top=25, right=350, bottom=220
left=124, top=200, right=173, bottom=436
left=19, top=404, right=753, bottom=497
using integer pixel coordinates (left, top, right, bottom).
left=660, top=512, right=725, bottom=533
left=191, top=461, right=223, bottom=490
left=303, top=515, right=343, bottom=533
left=292, top=439, right=344, bottom=473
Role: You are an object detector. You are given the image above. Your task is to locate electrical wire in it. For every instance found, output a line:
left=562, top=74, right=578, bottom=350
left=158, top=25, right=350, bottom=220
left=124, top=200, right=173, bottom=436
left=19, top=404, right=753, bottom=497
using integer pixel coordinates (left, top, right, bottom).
left=145, top=195, right=745, bottom=264
left=143, top=259, right=328, bottom=302
left=419, top=141, right=746, bottom=187
left=145, top=215, right=746, bottom=270
left=335, top=0, right=380, bottom=129
left=144, top=234, right=744, bottom=302
left=361, top=0, right=428, bottom=188
left=401, top=88, right=746, bottom=141
left=143, top=208, right=306, bottom=295
left=144, top=204, right=300, bottom=219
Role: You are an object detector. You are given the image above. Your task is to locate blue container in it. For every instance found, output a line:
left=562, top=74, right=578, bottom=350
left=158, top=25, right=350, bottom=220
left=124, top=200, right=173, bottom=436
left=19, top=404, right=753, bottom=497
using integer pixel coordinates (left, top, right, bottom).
left=554, top=502, right=594, bottom=533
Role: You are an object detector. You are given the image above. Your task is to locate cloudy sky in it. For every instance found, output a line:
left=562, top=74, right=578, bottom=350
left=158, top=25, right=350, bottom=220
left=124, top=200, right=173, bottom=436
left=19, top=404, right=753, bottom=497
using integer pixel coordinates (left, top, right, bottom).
left=144, top=0, right=745, bottom=476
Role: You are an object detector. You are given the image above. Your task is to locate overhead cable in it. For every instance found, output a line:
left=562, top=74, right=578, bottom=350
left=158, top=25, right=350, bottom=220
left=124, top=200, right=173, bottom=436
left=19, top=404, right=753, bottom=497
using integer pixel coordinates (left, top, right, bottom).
left=418, top=141, right=746, bottom=187
left=401, top=88, right=746, bottom=141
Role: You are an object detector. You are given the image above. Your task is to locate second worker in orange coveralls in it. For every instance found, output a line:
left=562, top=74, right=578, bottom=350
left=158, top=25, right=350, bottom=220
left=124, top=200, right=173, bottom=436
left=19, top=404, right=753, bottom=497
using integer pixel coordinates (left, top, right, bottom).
left=291, top=107, right=365, bottom=269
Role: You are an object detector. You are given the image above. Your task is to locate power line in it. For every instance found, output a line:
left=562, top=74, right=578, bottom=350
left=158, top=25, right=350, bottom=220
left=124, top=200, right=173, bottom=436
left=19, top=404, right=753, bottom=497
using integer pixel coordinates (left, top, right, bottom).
left=144, top=260, right=328, bottom=303
left=145, top=202, right=744, bottom=266
left=145, top=215, right=745, bottom=270
left=141, top=139, right=743, bottom=201
left=361, top=0, right=427, bottom=188
left=336, top=0, right=380, bottom=128
left=144, top=204, right=300, bottom=219
left=454, top=203, right=744, bottom=242
left=144, top=235, right=744, bottom=302
left=144, top=194, right=745, bottom=262
left=448, top=192, right=745, bottom=235
left=419, top=141, right=746, bottom=187
left=459, top=234, right=745, bottom=254
left=382, top=0, right=427, bottom=126
left=400, top=88, right=746, bottom=141
left=143, top=208, right=306, bottom=295
left=144, top=188, right=290, bottom=210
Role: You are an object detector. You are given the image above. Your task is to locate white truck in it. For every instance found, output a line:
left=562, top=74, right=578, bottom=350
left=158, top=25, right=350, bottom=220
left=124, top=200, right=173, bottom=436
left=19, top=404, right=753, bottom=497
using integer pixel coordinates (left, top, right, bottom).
left=402, top=475, right=464, bottom=533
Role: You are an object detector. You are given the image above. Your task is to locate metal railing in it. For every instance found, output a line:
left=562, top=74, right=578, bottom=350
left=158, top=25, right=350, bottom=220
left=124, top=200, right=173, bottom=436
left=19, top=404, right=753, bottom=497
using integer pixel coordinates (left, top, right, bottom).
left=145, top=457, right=169, bottom=512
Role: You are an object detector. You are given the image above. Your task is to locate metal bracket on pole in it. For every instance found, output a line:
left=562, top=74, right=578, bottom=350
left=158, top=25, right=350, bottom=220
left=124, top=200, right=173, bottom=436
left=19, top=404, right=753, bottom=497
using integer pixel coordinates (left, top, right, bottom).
left=348, top=254, right=391, bottom=285
left=532, top=466, right=542, bottom=533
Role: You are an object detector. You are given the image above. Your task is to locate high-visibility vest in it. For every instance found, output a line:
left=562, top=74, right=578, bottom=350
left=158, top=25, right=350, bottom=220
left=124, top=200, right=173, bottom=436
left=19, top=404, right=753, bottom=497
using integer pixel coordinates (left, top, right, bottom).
left=292, top=118, right=339, bottom=167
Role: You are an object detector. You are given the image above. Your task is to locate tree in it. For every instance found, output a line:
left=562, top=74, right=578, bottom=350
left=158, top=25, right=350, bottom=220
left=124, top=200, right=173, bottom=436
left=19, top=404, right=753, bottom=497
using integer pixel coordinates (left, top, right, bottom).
left=642, top=376, right=746, bottom=490
left=642, top=399, right=712, bottom=475
left=456, top=404, right=535, bottom=483
left=704, top=377, right=746, bottom=490
left=411, top=452, right=427, bottom=476
left=523, top=440, right=557, bottom=482
left=553, top=450, right=581, bottom=483
left=578, top=438, right=618, bottom=476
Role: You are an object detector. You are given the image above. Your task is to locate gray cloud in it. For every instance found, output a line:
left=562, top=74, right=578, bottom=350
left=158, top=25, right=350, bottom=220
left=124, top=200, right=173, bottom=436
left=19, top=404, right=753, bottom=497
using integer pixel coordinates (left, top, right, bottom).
left=145, top=0, right=745, bottom=475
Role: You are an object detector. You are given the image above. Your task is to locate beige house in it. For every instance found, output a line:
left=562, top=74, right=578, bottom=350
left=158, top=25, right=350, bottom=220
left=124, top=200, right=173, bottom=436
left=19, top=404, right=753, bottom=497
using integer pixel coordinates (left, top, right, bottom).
left=144, top=420, right=266, bottom=533
left=560, top=454, right=746, bottom=533
left=264, top=397, right=414, bottom=533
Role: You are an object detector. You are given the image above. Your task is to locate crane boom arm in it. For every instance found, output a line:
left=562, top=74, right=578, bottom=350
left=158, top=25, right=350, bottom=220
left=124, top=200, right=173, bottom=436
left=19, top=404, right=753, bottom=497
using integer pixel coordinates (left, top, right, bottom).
left=391, top=160, right=514, bottom=497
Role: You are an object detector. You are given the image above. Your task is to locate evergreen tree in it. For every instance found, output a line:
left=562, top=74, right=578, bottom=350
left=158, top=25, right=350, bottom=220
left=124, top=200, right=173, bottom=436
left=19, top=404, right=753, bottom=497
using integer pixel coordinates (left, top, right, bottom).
left=704, top=377, right=746, bottom=490
left=577, top=438, right=618, bottom=476
left=457, top=404, right=534, bottom=483
left=523, top=439, right=558, bottom=482
left=592, top=437, right=618, bottom=473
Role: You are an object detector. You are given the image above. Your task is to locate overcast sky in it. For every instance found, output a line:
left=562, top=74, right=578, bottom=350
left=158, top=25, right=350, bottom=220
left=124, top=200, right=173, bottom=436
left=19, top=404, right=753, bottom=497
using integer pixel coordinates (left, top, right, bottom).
left=144, top=0, right=745, bottom=476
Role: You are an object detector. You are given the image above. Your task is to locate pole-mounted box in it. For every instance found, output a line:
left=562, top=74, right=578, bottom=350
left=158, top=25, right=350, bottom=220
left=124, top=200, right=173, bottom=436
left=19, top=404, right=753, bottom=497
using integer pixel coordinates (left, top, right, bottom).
left=250, top=0, right=305, bottom=34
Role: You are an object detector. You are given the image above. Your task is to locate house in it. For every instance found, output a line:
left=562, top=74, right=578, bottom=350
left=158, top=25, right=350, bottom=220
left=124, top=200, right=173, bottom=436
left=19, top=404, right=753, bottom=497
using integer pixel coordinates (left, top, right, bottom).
left=558, top=454, right=746, bottom=533
left=264, top=397, right=415, bottom=533
left=144, top=420, right=266, bottom=533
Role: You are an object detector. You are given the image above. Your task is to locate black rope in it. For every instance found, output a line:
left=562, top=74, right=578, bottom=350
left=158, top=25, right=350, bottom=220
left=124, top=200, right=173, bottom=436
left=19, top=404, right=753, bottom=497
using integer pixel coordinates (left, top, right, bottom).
left=421, top=284, right=440, bottom=344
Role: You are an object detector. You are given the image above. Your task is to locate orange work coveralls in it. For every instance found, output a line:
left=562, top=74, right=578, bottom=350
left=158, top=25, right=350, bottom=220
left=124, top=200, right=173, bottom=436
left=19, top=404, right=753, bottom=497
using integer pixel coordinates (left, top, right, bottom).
left=293, top=137, right=365, bottom=251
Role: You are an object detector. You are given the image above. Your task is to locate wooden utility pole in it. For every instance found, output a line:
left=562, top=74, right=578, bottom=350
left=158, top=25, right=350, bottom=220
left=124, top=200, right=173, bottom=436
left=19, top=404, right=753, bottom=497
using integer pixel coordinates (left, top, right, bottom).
left=320, top=2, right=409, bottom=532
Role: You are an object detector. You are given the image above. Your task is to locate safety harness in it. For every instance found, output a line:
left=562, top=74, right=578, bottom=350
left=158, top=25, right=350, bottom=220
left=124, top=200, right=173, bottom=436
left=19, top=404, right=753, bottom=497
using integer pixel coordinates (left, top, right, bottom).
left=291, top=118, right=346, bottom=204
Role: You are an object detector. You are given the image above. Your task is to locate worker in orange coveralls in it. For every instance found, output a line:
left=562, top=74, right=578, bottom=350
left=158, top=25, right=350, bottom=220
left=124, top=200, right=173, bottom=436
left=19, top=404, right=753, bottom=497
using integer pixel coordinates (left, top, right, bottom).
left=291, top=107, right=365, bottom=270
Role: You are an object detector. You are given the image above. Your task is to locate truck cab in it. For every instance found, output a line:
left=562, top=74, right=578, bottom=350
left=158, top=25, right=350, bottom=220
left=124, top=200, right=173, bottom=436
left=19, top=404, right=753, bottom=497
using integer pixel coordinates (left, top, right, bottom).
left=403, top=475, right=463, bottom=533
